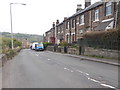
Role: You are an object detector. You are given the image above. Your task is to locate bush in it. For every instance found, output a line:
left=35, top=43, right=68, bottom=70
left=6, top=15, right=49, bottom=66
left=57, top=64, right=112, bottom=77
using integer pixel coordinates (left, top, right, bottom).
left=5, top=49, right=16, bottom=59
left=71, top=44, right=78, bottom=48
left=59, top=41, right=68, bottom=47
left=43, top=42, right=53, bottom=49
left=1, top=37, right=22, bottom=53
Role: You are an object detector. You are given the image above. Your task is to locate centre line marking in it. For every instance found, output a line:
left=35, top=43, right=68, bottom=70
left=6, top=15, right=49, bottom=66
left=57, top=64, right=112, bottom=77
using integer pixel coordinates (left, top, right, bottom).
left=100, top=83, right=116, bottom=89
left=35, top=54, right=38, bottom=56
left=64, top=67, right=67, bottom=70
left=48, top=59, right=50, bottom=60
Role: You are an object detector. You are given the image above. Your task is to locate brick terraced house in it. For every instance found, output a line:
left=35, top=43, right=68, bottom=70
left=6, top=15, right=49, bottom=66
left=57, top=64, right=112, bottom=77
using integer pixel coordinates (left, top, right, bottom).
left=45, top=0, right=120, bottom=44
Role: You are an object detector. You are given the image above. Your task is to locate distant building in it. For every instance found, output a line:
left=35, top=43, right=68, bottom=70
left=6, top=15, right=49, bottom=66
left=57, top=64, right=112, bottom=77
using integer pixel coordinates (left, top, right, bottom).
left=45, top=22, right=55, bottom=44
left=21, top=39, right=30, bottom=48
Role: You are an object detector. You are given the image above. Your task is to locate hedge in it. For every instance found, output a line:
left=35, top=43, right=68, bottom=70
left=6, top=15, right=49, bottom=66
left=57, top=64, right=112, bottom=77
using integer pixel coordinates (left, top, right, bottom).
left=82, top=29, right=119, bottom=50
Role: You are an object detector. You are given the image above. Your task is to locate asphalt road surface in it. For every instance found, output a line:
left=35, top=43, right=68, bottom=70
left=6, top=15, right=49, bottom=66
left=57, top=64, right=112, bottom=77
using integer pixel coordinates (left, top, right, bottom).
left=2, top=49, right=118, bottom=88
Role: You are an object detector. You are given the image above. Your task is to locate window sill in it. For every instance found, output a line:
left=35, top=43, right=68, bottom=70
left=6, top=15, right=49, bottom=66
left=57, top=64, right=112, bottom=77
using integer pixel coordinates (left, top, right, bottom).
left=71, top=27, right=75, bottom=29
left=93, top=20, right=99, bottom=22
left=106, top=14, right=112, bottom=16
left=79, top=23, right=85, bottom=26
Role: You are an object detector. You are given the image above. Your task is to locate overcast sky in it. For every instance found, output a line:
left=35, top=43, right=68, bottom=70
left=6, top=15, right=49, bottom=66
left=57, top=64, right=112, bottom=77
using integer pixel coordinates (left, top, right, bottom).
left=0, top=0, right=99, bottom=35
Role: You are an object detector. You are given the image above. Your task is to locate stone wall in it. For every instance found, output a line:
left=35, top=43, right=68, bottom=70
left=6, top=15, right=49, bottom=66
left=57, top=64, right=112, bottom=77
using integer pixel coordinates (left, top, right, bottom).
left=46, top=46, right=119, bottom=59
left=67, top=48, right=79, bottom=55
left=84, top=47, right=119, bottom=59
left=46, top=46, right=55, bottom=52
left=46, top=46, right=79, bottom=55
left=0, top=54, right=4, bottom=67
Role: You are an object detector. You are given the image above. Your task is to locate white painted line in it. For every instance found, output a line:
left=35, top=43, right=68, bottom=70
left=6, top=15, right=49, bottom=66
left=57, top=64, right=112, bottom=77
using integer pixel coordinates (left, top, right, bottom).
left=76, top=70, right=83, bottom=73
left=87, top=77, right=90, bottom=80
left=76, top=69, right=90, bottom=76
left=66, top=68, right=70, bottom=71
left=100, top=83, right=116, bottom=89
left=90, top=78, right=100, bottom=83
left=35, top=54, right=38, bottom=56
left=64, top=67, right=73, bottom=72
left=64, top=67, right=67, bottom=70
left=86, top=76, right=116, bottom=89
left=84, top=73, right=89, bottom=76
left=72, top=68, right=116, bottom=89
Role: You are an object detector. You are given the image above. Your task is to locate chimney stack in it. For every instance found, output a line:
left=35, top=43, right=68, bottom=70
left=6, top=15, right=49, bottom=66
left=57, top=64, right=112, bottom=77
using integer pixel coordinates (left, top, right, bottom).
left=64, top=17, right=67, bottom=20
left=53, top=22, right=55, bottom=28
left=56, top=20, right=59, bottom=25
left=76, top=4, right=82, bottom=12
left=85, top=0, right=91, bottom=8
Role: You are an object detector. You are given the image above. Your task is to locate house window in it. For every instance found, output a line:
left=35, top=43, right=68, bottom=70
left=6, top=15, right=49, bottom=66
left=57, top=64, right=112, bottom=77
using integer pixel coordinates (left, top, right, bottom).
left=106, top=2, right=112, bottom=16
left=95, top=9, right=99, bottom=21
left=72, top=19, right=75, bottom=28
left=79, top=15, right=84, bottom=25
left=66, top=21, right=69, bottom=29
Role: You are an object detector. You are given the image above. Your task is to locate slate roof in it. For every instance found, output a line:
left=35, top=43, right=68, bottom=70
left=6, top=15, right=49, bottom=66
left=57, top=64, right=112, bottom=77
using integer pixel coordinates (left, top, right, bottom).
left=56, top=22, right=63, bottom=26
left=67, top=1, right=103, bottom=20
left=94, top=19, right=114, bottom=30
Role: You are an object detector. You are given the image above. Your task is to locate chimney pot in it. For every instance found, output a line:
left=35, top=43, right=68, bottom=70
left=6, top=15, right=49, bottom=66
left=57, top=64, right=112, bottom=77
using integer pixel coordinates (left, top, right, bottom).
left=56, top=20, right=59, bottom=25
left=85, top=0, right=91, bottom=8
left=64, top=17, right=67, bottom=20
left=53, top=22, right=55, bottom=28
left=76, top=4, right=82, bottom=12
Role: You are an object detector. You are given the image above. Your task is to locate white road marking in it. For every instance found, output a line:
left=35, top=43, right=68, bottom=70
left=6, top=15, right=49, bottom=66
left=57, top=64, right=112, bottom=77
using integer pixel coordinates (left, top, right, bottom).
left=76, top=70, right=83, bottom=73
left=66, top=68, right=70, bottom=71
left=85, top=73, right=89, bottom=76
left=86, top=76, right=116, bottom=89
left=48, top=59, right=50, bottom=61
left=87, top=77, right=90, bottom=80
left=64, top=67, right=67, bottom=70
left=76, top=70, right=89, bottom=76
left=48, top=51, right=116, bottom=89
left=100, top=83, right=116, bottom=89
left=90, top=78, right=101, bottom=83
left=35, top=54, right=38, bottom=56
left=75, top=69, right=116, bottom=89
left=64, top=67, right=74, bottom=72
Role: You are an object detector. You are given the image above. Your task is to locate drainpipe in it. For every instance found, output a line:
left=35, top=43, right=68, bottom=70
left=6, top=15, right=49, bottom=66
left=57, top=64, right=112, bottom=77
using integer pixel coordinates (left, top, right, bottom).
left=114, top=2, right=118, bottom=28
left=75, top=16, right=77, bottom=42
left=114, top=2, right=119, bottom=28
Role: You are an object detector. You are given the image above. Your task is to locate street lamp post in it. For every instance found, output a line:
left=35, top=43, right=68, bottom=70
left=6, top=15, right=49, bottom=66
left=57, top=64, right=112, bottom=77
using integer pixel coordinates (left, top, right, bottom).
left=10, top=3, right=26, bottom=49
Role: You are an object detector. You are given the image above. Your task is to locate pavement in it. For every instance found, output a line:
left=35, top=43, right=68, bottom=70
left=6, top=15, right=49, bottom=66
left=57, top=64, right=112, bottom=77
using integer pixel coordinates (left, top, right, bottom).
left=46, top=51, right=120, bottom=66
left=64, top=53, right=120, bottom=66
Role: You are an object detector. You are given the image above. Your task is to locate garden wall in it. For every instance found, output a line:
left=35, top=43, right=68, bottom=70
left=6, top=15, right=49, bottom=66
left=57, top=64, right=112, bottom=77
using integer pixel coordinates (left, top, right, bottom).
left=46, top=46, right=119, bottom=59
left=84, top=47, right=119, bottom=59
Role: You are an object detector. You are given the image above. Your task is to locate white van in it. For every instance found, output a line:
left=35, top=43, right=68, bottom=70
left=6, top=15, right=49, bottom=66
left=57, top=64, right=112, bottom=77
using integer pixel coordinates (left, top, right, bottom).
left=31, top=42, right=38, bottom=50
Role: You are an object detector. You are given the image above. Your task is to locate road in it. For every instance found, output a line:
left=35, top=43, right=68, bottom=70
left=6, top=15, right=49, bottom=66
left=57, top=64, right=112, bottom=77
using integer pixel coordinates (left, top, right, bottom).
left=2, top=49, right=118, bottom=88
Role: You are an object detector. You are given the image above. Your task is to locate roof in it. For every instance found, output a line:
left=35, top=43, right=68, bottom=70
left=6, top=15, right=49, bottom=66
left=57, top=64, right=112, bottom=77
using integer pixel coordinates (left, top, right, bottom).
left=67, top=1, right=103, bottom=20
left=56, top=22, right=63, bottom=26
left=94, top=19, right=114, bottom=30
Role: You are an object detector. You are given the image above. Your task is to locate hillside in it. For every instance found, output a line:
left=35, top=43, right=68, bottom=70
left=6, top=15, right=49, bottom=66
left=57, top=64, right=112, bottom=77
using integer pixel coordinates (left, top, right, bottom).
left=0, top=32, right=43, bottom=43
